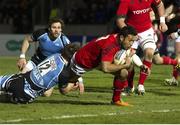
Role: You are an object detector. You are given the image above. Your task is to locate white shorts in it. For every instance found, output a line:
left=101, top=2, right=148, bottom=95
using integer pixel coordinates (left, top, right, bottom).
left=131, top=27, right=157, bottom=51
left=70, top=53, right=88, bottom=76
left=175, top=36, right=180, bottom=43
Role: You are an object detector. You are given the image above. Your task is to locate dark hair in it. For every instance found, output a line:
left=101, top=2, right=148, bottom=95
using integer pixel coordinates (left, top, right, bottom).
left=48, top=18, right=65, bottom=29
left=62, top=43, right=81, bottom=62
left=118, top=25, right=137, bottom=37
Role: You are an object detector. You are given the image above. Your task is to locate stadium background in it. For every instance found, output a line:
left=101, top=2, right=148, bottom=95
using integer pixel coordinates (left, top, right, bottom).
left=0, top=0, right=175, bottom=57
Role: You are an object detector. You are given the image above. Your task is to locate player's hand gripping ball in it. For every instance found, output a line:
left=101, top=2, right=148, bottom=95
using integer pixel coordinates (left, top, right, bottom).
left=114, top=49, right=131, bottom=65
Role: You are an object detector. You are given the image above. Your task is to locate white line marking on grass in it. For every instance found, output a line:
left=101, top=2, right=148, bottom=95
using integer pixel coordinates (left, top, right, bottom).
left=1, top=108, right=180, bottom=123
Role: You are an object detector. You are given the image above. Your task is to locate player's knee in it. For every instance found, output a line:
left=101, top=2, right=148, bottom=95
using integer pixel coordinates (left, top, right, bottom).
left=144, top=47, right=155, bottom=60
left=153, top=55, right=163, bottom=65
left=146, top=52, right=154, bottom=59
left=120, top=69, right=128, bottom=79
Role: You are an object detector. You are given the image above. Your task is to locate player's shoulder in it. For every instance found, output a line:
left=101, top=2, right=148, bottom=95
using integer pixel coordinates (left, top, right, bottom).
left=59, top=33, right=71, bottom=43
left=109, top=34, right=118, bottom=40
left=60, top=33, right=68, bottom=39
left=101, top=34, right=118, bottom=46
left=32, top=28, right=48, bottom=39
left=34, top=28, right=48, bottom=35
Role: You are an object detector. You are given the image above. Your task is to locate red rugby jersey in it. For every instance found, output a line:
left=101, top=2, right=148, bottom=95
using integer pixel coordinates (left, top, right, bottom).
left=75, top=34, right=121, bottom=69
left=117, top=0, right=161, bottom=33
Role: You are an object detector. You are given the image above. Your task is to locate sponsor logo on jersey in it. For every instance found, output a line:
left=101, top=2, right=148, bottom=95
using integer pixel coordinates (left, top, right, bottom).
left=50, top=59, right=57, bottom=70
left=132, top=8, right=151, bottom=15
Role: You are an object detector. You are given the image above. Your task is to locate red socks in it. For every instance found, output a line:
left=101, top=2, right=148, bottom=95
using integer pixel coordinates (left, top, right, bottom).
left=173, top=66, right=178, bottom=79
left=138, top=60, right=152, bottom=85
left=128, top=69, right=135, bottom=89
left=162, top=56, right=178, bottom=66
left=163, top=56, right=179, bottom=79
left=112, top=77, right=128, bottom=102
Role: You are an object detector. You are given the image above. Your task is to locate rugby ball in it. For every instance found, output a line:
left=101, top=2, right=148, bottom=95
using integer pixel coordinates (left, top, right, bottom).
left=114, top=49, right=144, bottom=67
left=114, top=49, right=131, bottom=65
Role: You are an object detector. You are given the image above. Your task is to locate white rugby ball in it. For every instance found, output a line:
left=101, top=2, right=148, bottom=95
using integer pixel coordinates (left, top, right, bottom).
left=114, top=49, right=131, bottom=65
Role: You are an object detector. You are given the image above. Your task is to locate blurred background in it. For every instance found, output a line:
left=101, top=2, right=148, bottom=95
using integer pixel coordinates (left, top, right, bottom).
left=0, top=0, right=119, bottom=35
left=0, top=0, right=179, bottom=57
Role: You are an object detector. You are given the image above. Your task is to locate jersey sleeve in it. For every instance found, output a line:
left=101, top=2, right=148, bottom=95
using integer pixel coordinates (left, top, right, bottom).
left=31, top=29, right=47, bottom=41
left=61, top=34, right=71, bottom=45
left=116, top=0, right=130, bottom=18
left=101, top=44, right=119, bottom=63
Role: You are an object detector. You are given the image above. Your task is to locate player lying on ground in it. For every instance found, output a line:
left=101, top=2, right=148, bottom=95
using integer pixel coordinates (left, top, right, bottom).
left=0, top=43, right=81, bottom=104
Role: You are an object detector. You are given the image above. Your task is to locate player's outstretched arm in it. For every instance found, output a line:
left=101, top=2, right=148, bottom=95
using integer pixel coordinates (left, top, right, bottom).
left=17, top=35, right=33, bottom=71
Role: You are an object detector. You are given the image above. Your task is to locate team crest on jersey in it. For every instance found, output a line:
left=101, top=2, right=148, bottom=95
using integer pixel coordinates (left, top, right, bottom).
left=50, top=59, right=57, bottom=70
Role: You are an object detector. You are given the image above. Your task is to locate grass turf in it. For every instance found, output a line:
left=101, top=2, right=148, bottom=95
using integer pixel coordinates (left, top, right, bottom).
left=0, top=57, right=180, bottom=123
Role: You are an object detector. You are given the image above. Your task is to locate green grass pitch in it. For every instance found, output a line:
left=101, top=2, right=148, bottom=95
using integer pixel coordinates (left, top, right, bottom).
left=0, top=57, right=180, bottom=123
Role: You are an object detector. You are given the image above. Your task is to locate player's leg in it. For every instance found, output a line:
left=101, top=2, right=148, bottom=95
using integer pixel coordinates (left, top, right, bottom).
left=6, top=74, right=36, bottom=104
left=0, top=74, right=32, bottom=103
left=136, top=45, right=154, bottom=95
left=152, top=50, right=179, bottom=85
left=0, top=75, right=14, bottom=91
left=136, top=28, right=156, bottom=95
left=0, top=75, right=13, bottom=102
left=153, top=48, right=179, bottom=66
left=121, top=65, right=135, bottom=96
left=112, top=69, right=132, bottom=106
left=164, top=37, right=180, bottom=86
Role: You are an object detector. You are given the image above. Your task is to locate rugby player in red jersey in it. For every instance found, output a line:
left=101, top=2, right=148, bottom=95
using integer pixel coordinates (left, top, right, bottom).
left=69, top=26, right=141, bottom=106
left=116, top=0, right=168, bottom=95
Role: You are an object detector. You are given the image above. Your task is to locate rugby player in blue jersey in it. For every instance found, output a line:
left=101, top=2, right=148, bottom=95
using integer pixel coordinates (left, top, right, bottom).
left=16, top=18, right=84, bottom=96
left=0, top=43, right=81, bottom=104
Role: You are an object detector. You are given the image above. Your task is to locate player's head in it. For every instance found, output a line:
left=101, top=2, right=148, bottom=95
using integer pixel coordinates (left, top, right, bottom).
left=117, top=25, right=138, bottom=50
left=62, top=43, right=81, bottom=62
left=48, top=18, right=64, bottom=38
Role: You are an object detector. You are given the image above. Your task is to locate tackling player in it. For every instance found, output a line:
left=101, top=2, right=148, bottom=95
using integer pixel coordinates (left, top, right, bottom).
left=0, top=43, right=81, bottom=104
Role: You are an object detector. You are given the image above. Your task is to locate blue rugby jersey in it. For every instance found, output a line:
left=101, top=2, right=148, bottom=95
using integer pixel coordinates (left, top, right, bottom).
left=31, top=29, right=70, bottom=64
left=0, top=54, right=69, bottom=100
left=30, top=53, right=66, bottom=89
